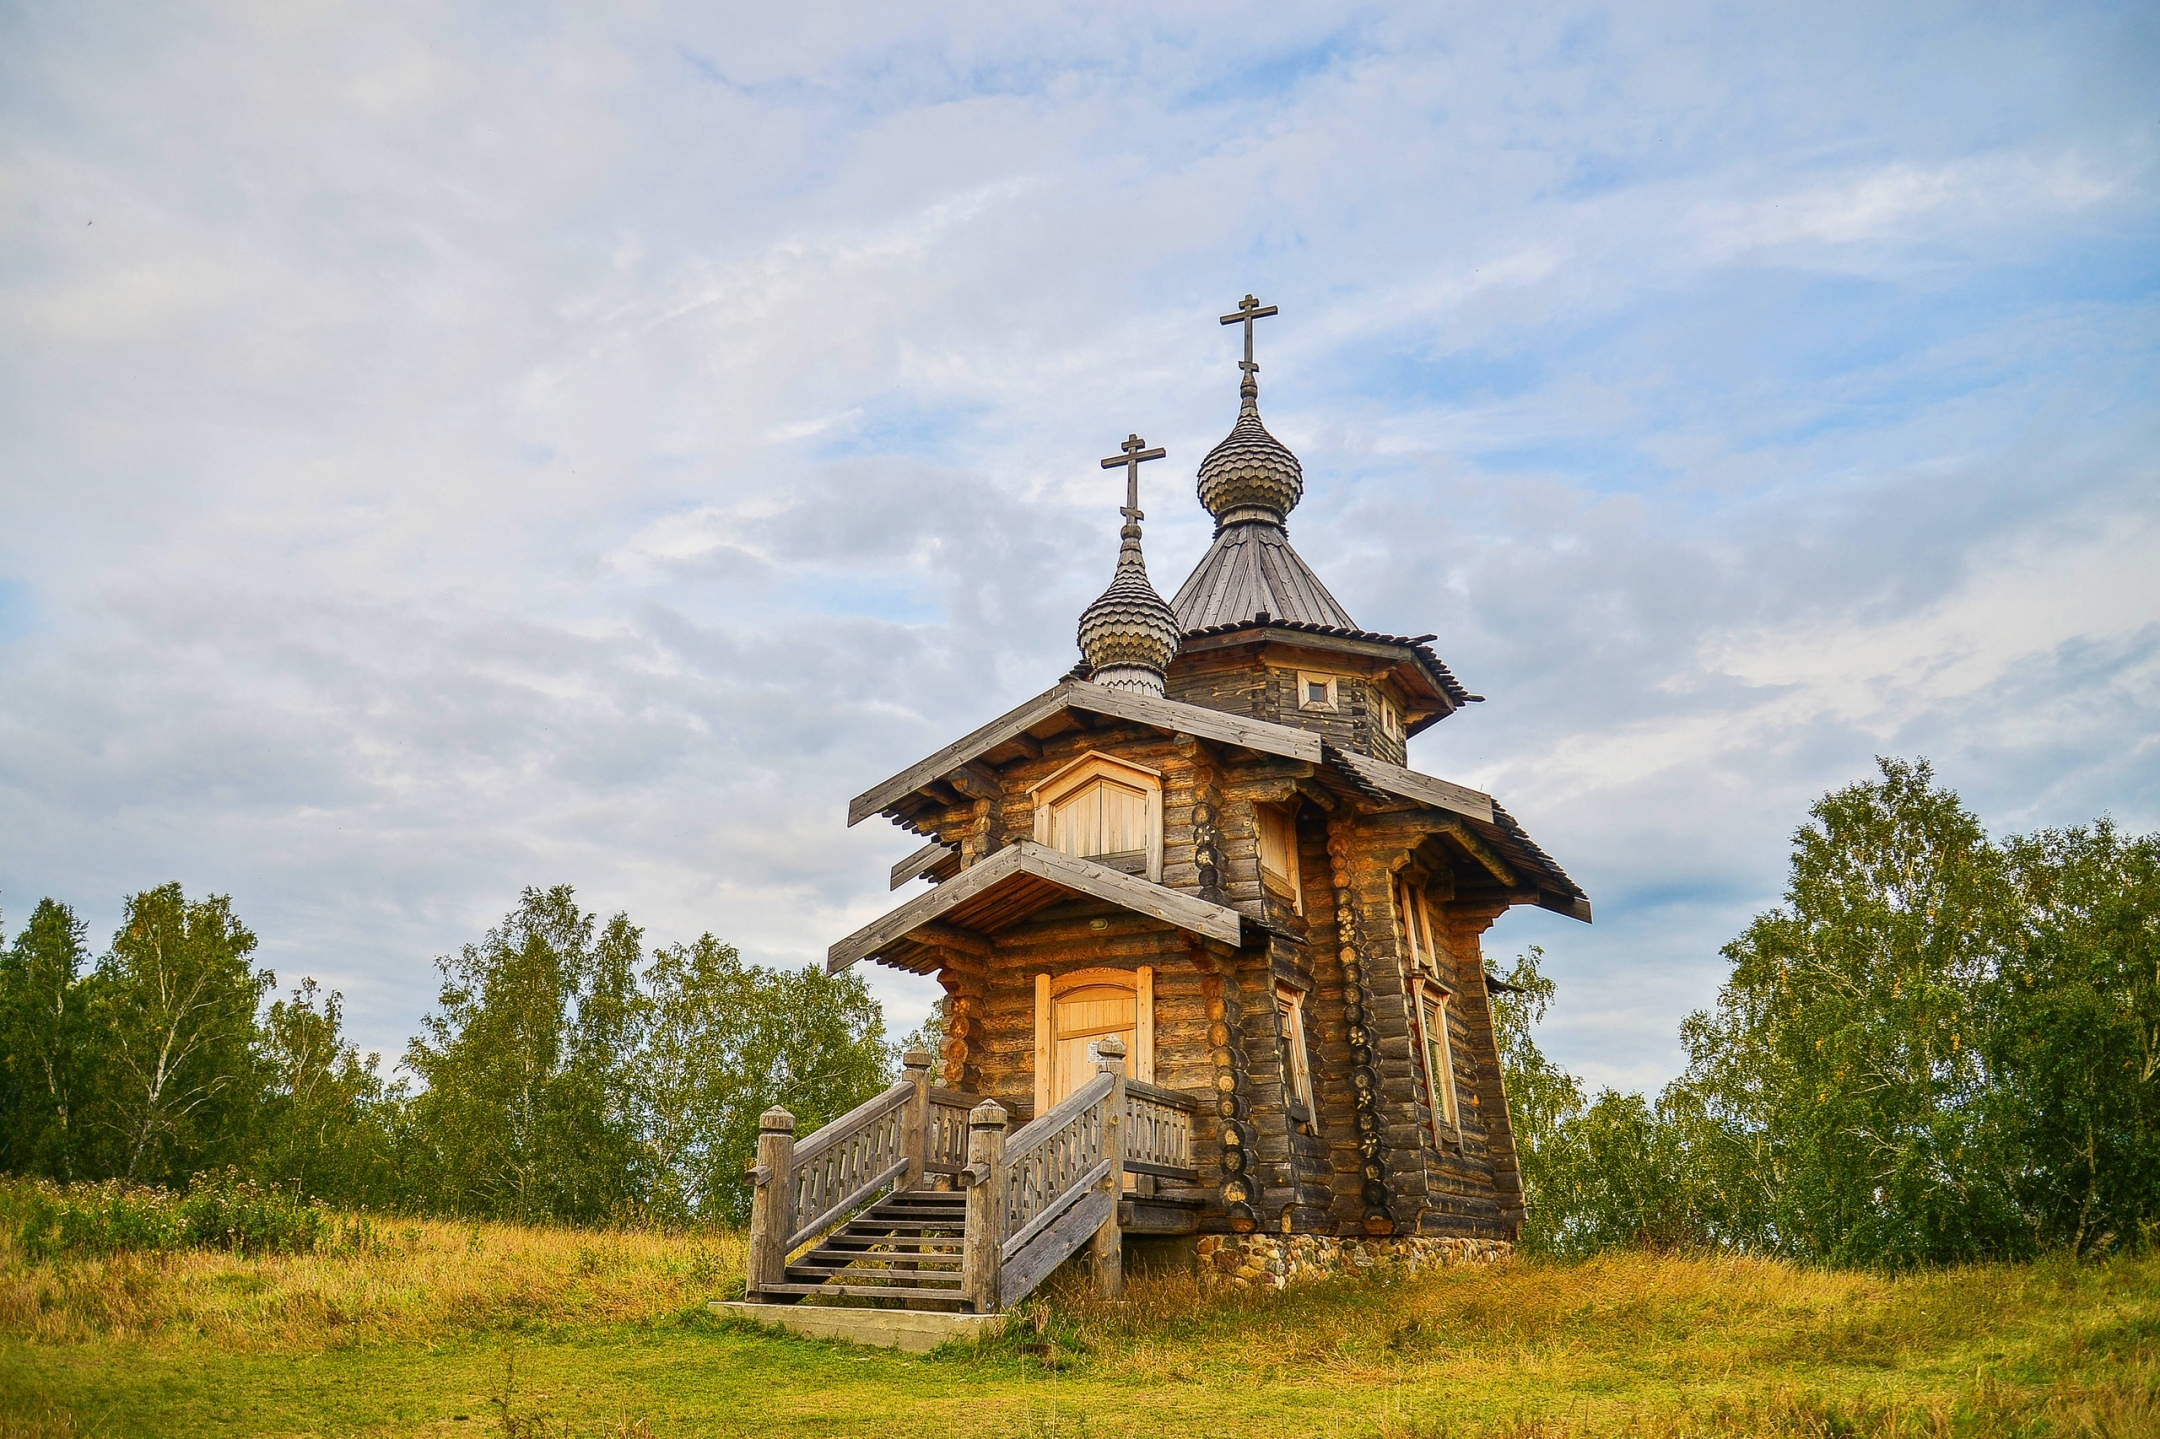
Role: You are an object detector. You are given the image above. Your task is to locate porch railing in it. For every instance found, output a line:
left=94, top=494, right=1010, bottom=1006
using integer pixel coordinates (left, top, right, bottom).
left=744, top=1040, right=1201, bottom=1311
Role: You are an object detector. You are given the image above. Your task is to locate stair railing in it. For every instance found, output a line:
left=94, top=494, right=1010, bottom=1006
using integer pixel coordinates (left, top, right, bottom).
left=1122, top=1076, right=1201, bottom=1185
left=962, top=1036, right=1133, bottom=1311
left=746, top=1049, right=941, bottom=1295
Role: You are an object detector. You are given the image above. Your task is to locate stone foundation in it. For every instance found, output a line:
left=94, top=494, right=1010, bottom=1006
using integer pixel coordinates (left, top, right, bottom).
left=1195, top=1233, right=1513, bottom=1290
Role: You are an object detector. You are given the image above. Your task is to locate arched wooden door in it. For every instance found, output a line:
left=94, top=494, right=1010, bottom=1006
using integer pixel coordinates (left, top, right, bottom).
left=1034, top=967, right=1154, bottom=1114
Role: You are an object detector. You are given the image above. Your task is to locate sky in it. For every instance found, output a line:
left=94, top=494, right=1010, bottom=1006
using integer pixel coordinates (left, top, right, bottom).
left=2, top=2, right=2156, bottom=1094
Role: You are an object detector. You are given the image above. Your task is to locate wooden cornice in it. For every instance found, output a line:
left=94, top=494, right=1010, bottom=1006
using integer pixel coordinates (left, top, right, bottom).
left=848, top=681, right=1324, bottom=827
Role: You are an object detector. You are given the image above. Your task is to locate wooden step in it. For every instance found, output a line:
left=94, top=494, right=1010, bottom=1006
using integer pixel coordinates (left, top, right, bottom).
left=836, top=1220, right=965, bottom=1235
left=874, top=1193, right=966, bottom=1207
left=816, top=1238, right=964, bottom=1254
left=799, top=1251, right=962, bottom=1271
left=788, top=1257, right=963, bottom=1277
left=754, top=1282, right=971, bottom=1302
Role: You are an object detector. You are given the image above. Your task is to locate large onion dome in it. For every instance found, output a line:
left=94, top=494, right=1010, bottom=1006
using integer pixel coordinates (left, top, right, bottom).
left=1196, top=389, right=1303, bottom=528
left=1077, top=514, right=1180, bottom=695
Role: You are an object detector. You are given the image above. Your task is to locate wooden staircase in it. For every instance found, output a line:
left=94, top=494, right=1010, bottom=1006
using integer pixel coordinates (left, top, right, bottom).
left=725, top=1037, right=1202, bottom=1345
left=761, top=1187, right=969, bottom=1307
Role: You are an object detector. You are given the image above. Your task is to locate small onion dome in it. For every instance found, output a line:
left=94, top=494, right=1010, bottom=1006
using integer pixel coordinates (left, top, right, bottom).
left=1077, top=518, right=1180, bottom=696
left=1196, top=397, right=1303, bottom=528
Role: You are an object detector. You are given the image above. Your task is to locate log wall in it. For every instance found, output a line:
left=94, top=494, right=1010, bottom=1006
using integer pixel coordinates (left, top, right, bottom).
left=899, top=690, right=1525, bottom=1240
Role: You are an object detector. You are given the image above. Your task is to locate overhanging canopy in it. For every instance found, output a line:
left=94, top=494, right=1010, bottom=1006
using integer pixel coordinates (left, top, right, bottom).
left=827, top=840, right=1245, bottom=975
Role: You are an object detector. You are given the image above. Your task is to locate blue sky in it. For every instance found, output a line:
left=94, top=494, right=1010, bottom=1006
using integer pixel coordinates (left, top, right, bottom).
left=2, top=2, right=2156, bottom=1092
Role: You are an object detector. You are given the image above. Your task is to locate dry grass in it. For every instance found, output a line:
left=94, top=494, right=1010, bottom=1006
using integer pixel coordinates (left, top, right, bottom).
left=0, top=1213, right=742, bottom=1351
left=2, top=1217, right=2155, bottom=1436
left=1005, top=1249, right=2160, bottom=1437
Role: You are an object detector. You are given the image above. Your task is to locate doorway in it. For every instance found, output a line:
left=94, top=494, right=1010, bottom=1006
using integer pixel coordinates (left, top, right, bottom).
left=1034, top=966, right=1154, bottom=1114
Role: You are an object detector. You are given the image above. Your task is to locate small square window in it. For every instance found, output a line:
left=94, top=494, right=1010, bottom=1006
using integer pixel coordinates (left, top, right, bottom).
left=1298, top=672, right=1337, bottom=711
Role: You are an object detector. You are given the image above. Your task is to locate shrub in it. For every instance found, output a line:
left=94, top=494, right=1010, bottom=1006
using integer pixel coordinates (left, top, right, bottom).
left=2, top=1169, right=331, bottom=1260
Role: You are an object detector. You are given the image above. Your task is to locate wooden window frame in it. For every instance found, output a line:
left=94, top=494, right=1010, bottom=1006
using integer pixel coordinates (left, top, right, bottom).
left=1256, top=804, right=1304, bottom=914
left=1275, top=983, right=1316, bottom=1123
left=1034, top=966, right=1155, bottom=1115
left=1410, top=977, right=1461, bottom=1145
left=1395, top=873, right=1440, bottom=977
left=1029, top=751, right=1164, bottom=883
left=1296, top=671, right=1339, bottom=712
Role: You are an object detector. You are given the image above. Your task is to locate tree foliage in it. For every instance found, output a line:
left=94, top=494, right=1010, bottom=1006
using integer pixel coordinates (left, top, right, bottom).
left=89, top=885, right=275, bottom=1187
left=404, top=887, right=656, bottom=1223
left=633, top=935, right=891, bottom=1225
left=1511, top=758, right=2160, bottom=1265
left=0, top=900, right=91, bottom=1180
left=0, top=882, right=893, bottom=1228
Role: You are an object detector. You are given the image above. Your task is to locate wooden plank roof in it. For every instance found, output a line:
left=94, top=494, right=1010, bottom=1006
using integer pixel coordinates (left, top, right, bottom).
left=848, top=680, right=1324, bottom=828
left=828, top=840, right=1245, bottom=974
left=1168, top=520, right=1358, bottom=632
left=1328, top=749, right=1494, bottom=825
left=1320, top=742, right=1591, bottom=923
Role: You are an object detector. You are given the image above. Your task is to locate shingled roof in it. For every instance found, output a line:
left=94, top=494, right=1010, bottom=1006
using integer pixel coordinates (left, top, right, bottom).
left=1169, top=519, right=1357, bottom=632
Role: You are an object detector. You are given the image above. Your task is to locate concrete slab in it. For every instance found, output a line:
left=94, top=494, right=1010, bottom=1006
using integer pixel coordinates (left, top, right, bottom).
left=709, top=1301, right=1007, bottom=1354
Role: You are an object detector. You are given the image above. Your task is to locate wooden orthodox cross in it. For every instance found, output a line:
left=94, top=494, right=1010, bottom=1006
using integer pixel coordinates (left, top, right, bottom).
left=1219, top=293, right=1279, bottom=383
left=1100, top=433, right=1167, bottom=521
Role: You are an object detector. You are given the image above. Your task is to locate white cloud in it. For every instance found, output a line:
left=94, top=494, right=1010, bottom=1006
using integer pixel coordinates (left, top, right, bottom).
left=2, top=0, right=2155, bottom=1087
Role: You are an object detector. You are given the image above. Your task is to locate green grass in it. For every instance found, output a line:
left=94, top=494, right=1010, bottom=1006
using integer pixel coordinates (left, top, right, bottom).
left=1, top=1213, right=2155, bottom=1438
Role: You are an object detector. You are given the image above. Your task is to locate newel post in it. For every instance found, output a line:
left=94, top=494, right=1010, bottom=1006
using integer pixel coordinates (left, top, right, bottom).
left=901, top=1047, right=933, bottom=1189
left=1093, top=1035, right=1127, bottom=1300
left=961, top=1100, right=1008, bottom=1313
left=745, top=1106, right=795, bottom=1298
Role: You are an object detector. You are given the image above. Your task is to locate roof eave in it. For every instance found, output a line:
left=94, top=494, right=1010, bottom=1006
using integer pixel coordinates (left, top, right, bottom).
left=828, top=840, right=1247, bottom=973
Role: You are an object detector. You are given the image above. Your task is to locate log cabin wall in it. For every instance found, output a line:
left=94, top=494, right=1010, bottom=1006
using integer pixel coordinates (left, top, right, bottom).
left=891, top=698, right=1529, bottom=1239
left=1165, top=645, right=1411, bottom=768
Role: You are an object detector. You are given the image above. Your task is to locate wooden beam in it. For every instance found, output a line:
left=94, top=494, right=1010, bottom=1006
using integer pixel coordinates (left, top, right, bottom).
left=946, top=762, right=1003, bottom=803
left=828, top=840, right=1244, bottom=972
left=1440, top=823, right=1518, bottom=888
left=890, top=840, right=957, bottom=892
left=1538, top=891, right=1594, bottom=924
left=913, top=921, right=992, bottom=959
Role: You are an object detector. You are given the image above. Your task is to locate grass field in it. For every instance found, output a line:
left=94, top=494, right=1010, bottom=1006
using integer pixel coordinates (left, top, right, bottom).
left=1, top=1213, right=2156, bottom=1438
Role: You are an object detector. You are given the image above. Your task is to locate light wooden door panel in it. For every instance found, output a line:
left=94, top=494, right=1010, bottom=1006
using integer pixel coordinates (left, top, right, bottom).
left=1051, top=984, right=1135, bottom=1104
left=1033, top=967, right=1155, bottom=1117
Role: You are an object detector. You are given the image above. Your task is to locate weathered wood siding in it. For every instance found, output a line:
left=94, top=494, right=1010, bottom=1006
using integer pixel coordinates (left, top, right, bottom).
left=898, top=683, right=1525, bottom=1239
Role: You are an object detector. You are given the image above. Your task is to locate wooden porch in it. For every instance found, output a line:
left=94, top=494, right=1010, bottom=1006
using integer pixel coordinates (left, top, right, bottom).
left=738, top=1038, right=1201, bottom=1322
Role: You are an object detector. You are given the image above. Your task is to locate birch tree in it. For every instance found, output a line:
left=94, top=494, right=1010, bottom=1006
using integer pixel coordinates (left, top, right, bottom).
left=91, top=884, right=272, bottom=1186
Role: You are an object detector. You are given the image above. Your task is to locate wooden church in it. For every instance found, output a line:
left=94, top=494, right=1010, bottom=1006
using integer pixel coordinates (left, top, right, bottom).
left=734, top=297, right=1588, bottom=1332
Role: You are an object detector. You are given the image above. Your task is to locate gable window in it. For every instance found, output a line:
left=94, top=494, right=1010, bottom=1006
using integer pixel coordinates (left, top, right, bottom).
left=1256, top=805, right=1303, bottom=913
left=1297, top=672, right=1338, bottom=711
left=1276, top=984, right=1315, bottom=1121
left=1413, top=982, right=1461, bottom=1142
left=1030, top=752, right=1163, bottom=882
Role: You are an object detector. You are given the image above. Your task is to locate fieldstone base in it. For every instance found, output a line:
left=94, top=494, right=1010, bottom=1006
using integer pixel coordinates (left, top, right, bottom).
left=1195, top=1233, right=1513, bottom=1290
